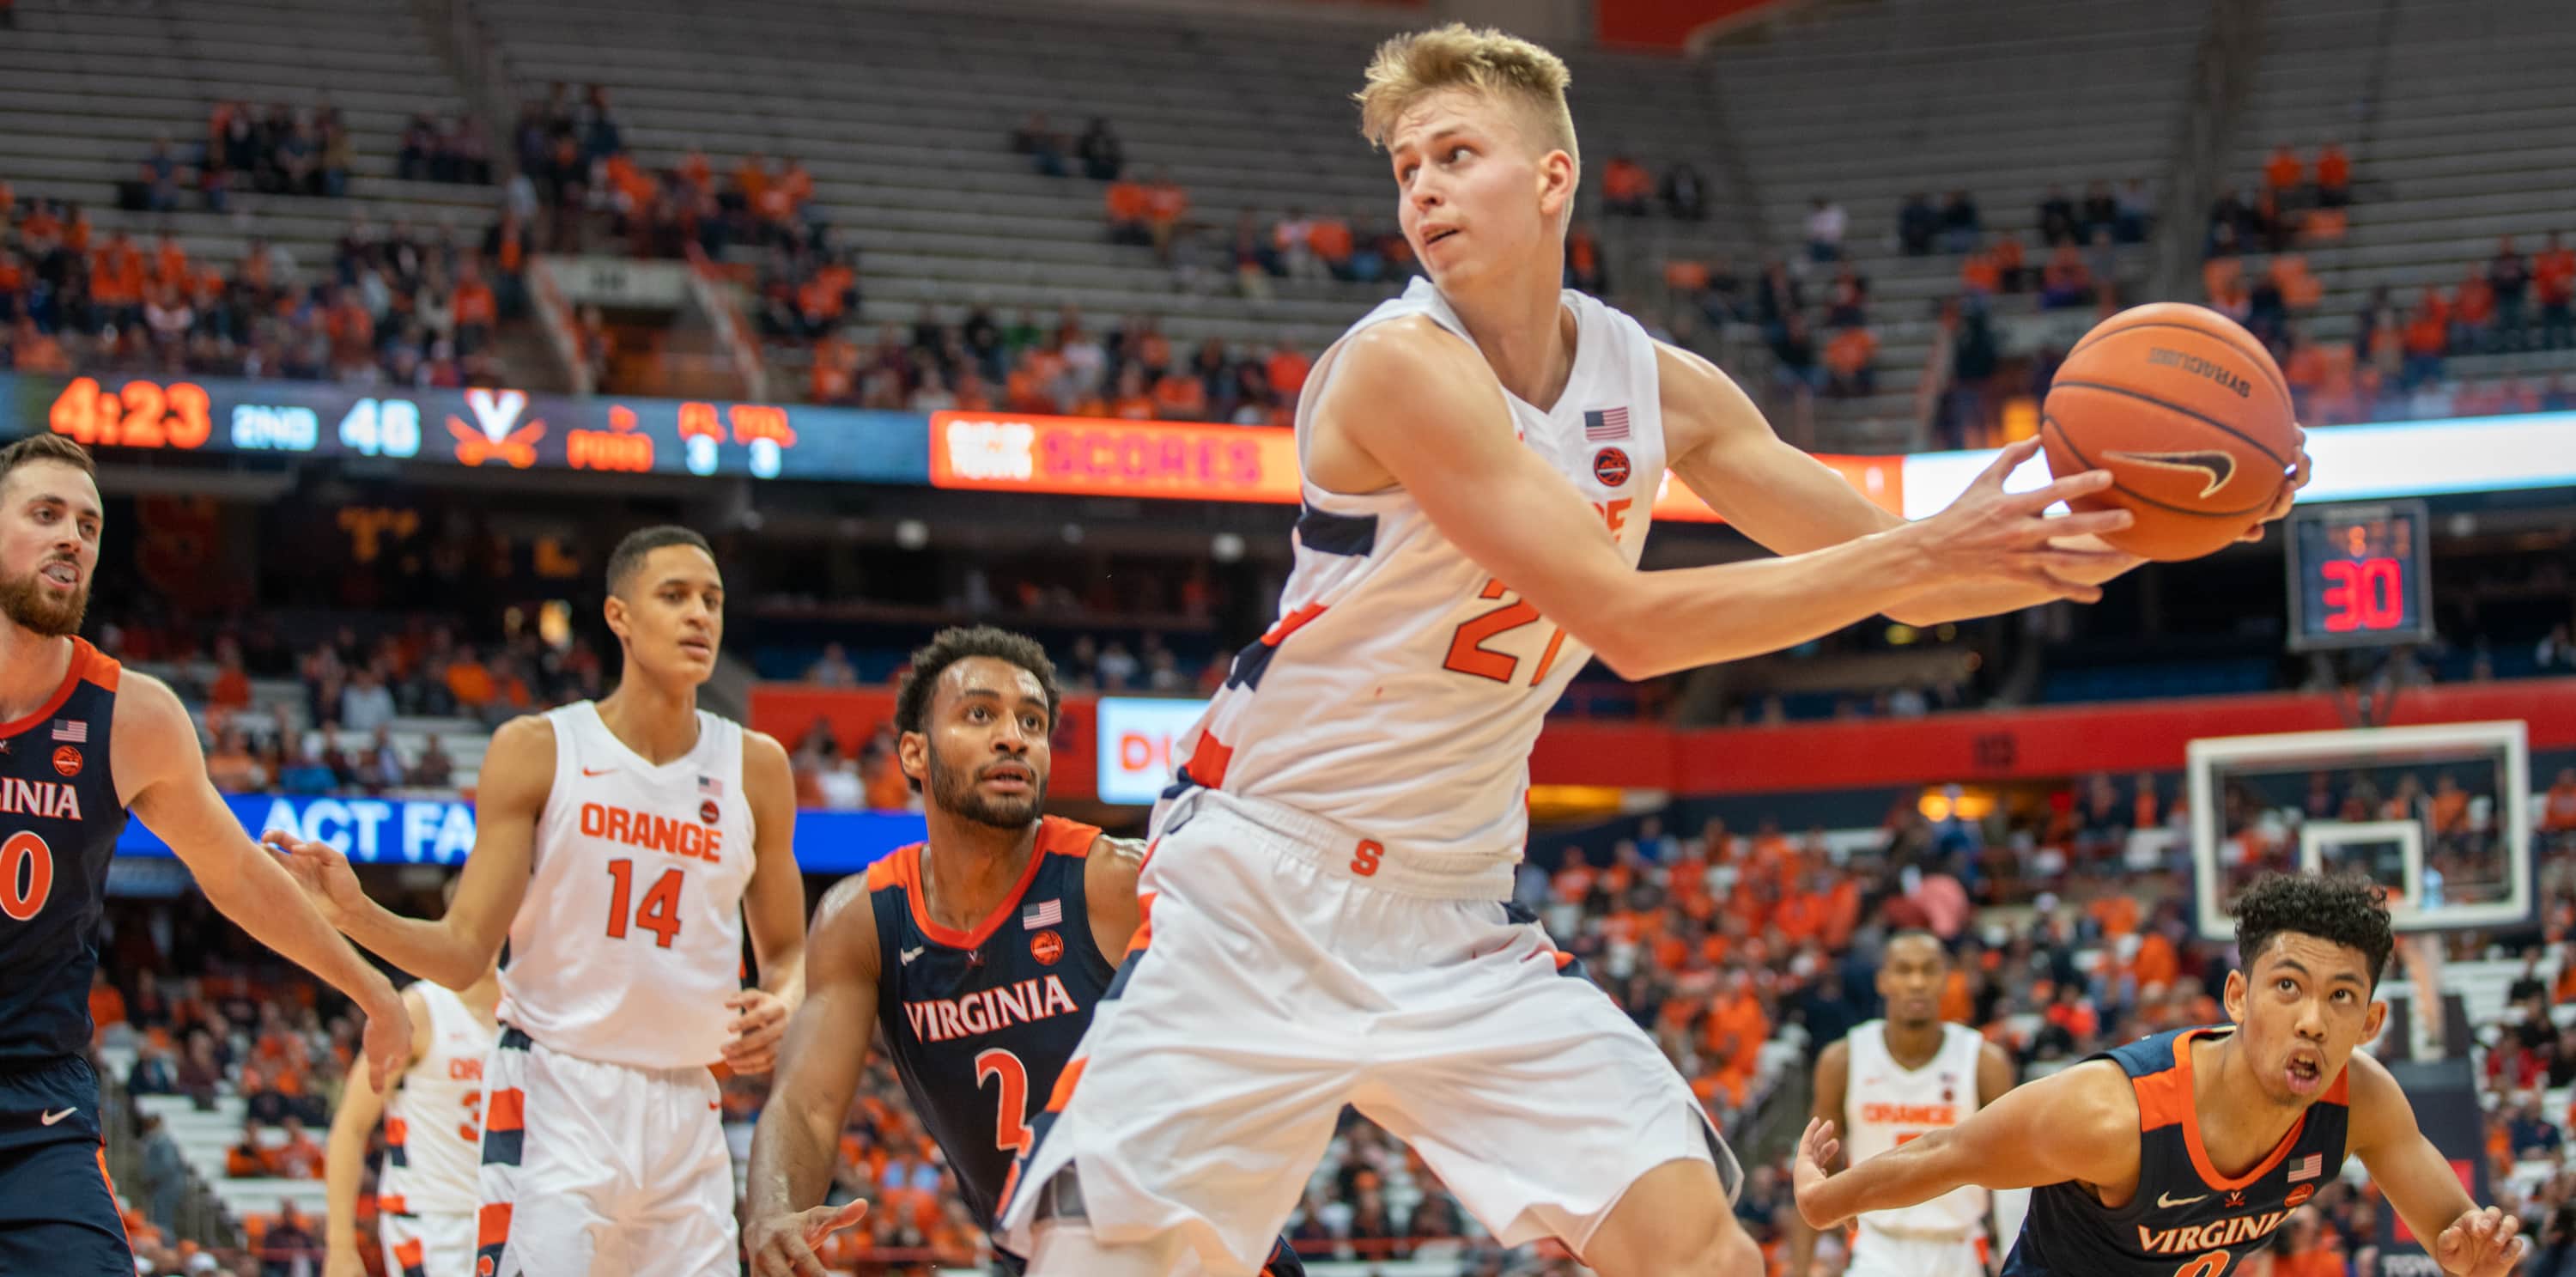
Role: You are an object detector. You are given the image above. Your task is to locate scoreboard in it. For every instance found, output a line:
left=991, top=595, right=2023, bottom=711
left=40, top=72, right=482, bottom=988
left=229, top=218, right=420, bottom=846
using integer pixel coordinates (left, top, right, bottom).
left=2284, top=499, right=2434, bottom=651
left=23, top=374, right=927, bottom=483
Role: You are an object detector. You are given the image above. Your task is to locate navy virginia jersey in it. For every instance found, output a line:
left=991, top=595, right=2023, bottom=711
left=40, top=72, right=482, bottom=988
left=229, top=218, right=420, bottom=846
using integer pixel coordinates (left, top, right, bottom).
left=2003, top=1025, right=2351, bottom=1277
left=869, top=816, right=1117, bottom=1237
left=0, top=639, right=131, bottom=1070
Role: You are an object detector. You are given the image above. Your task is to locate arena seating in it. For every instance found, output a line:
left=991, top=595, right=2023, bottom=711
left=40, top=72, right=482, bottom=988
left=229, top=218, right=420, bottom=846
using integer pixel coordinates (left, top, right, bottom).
left=1680, top=0, right=2205, bottom=446
left=0, top=0, right=547, bottom=380
left=2232, top=0, right=2576, bottom=392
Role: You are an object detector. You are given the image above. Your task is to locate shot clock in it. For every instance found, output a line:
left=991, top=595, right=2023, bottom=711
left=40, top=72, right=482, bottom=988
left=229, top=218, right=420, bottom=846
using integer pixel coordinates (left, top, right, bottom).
left=2284, top=499, right=2433, bottom=652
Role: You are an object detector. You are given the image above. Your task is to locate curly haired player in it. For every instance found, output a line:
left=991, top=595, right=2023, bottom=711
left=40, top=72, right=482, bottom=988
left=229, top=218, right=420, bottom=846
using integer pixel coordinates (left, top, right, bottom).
left=1795, top=874, right=2525, bottom=1277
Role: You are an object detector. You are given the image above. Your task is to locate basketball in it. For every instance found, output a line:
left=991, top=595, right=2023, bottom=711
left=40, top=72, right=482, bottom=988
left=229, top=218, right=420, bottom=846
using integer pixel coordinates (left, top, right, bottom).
left=2040, top=303, right=2300, bottom=562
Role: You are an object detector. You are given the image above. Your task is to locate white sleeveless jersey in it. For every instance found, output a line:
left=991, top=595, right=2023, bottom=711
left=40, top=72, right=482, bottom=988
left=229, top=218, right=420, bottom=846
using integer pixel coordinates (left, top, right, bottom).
left=1843, top=1019, right=1990, bottom=1235
left=497, top=702, right=757, bottom=1069
left=378, top=982, right=496, bottom=1215
left=1162, top=278, right=1664, bottom=891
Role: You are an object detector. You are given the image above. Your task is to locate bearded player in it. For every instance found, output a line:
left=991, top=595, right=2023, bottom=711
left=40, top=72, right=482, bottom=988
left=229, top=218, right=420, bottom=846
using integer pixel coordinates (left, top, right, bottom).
left=0, top=435, right=410, bottom=1277
left=1794, top=875, right=2524, bottom=1277
left=993, top=22, right=2314, bottom=1277
left=1789, top=932, right=2023, bottom=1277
left=742, top=627, right=1304, bottom=1277
left=276, top=526, right=808, bottom=1276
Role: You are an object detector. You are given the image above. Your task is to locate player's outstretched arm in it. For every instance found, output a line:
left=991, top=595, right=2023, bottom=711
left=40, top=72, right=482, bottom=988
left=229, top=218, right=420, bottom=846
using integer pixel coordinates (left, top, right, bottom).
left=727, top=729, right=808, bottom=1077
left=114, top=671, right=411, bottom=1089
left=2346, top=1050, right=2526, bottom=1277
left=1794, top=1058, right=2135, bottom=1231
left=744, top=873, right=881, bottom=1277
left=1319, top=321, right=2131, bottom=679
left=1783, top=1039, right=1850, bottom=1277
left=321, top=985, right=427, bottom=1277
left=1656, top=342, right=2313, bottom=623
left=270, top=715, right=550, bottom=991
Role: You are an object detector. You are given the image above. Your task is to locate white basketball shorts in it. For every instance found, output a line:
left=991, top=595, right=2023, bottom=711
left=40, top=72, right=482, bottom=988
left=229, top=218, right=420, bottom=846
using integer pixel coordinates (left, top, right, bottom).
left=471, top=1026, right=736, bottom=1277
left=379, top=1207, right=474, bottom=1277
left=1846, top=1226, right=1987, bottom=1277
left=993, top=787, right=1741, bottom=1276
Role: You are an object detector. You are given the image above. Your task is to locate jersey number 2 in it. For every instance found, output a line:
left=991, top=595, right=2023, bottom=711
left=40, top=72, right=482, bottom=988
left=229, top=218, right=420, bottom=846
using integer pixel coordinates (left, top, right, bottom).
left=0, top=831, right=53, bottom=921
left=604, top=860, right=683, bottom=948
left=975, top=1049, right=1033, bottom=1155
left=1442, top=578, right=1567, bottom=685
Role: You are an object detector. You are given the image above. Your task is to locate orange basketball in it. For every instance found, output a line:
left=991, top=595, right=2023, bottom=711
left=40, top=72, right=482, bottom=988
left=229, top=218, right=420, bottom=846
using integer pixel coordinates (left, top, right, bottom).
left=2040, top=303, right=2299, bottom=562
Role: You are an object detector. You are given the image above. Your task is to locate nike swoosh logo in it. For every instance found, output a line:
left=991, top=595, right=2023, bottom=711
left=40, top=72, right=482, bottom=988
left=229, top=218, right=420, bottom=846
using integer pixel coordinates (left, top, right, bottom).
left=2105, top=448, right=2239, bottom=499
left=582, top=766, right=616, bottom=777
left=900, top=946, right=925, bottom=965
left=2156, top=1189, right=2208, bottom=1208
left=708, top=1099, right=722, bottom=1110
left=39, top=1108, right=75, bottom=1126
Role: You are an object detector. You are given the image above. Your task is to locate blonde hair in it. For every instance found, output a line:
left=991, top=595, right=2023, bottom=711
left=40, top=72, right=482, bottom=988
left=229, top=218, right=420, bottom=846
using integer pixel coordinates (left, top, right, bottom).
left=1355, top=24, right=1579, bottom=179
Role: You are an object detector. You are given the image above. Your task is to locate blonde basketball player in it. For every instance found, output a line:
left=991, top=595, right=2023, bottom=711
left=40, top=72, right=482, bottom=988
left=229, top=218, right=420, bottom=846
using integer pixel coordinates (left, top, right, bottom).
left=1789, top=933, right=2021, bottom=1277
left=275, top=526, right=809, bottom=1277
left=997, top=25, right=2310, bottom=1277
left=323, top=918, right=500, bottom=1277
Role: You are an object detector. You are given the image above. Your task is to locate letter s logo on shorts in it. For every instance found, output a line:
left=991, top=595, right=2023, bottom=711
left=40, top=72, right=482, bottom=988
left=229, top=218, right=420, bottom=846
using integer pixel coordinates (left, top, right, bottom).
left=1350, top=839, right=1384, bottom=878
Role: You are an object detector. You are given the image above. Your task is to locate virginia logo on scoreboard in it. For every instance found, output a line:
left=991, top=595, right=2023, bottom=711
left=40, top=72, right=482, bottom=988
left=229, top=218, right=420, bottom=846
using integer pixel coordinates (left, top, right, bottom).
left=448, top=388, right=545, bottom=468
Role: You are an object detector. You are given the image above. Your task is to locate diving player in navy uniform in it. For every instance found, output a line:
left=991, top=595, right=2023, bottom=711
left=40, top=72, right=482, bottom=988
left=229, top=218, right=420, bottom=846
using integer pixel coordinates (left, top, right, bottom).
left=1792, top=873, right=2526, bottom=1277
left=0, top=435, right=411, bottom=1275
left=744, top=627, right=1303, bottom=1276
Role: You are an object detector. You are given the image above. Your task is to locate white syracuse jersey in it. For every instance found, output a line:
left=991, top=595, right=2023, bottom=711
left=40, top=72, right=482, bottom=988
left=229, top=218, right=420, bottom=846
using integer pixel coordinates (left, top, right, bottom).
left=1843, top=1019, right=1990, bottom=1234
left=1163, top=277, right=1665, bottom=890
left=498, top=702, right=757, bottom=1069
left=377, top=982, right=497, bottom=1215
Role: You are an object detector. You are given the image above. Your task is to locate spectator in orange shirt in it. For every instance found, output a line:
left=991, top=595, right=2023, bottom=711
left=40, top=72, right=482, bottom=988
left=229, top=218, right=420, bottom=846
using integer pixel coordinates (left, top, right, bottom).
left=225, top=1120, right=269, bottom=1178
left=9, top=317, right=69, bottom=374
left=1142, top=169, right=1188, bottom=263
left=2536, top=231, right=2576, bottom=350
left=732, top=151, right=771, bottom=211
left=91, top=231, right=148, bottom=325
left=2402, top=298, right=2449, bottom=387
left=2263, top=145, right=2304, bottom=196
left=1151, top=369, right=1208, bottom=421
left=1308, top=215, right=1354, bottom=279
left=2314, top=142, right=2351, bottom=207
left=1105, top=179, right=1151, bottom=247
left=1266, top=343, right=1310, bottom=402
left=453, top=263, right=498, bottom=355
left=1959, top=249, right=2001, bottom=295
left=2543, top=768, right=2576, bottom=834
left=2452, top=274, right=2496, bottom=353
left=445, top=647, right=496, bottom=714
left=1108, top=366, right=1157, bottom=420
left=1601, top=155, right=1651, bottom=216
left=2428, top=773, right=2470, bottom=836
left=1822, top=325, right=1876, bottom=398
left=88, top=969, right=127, bottom=1037
left=269, top=1116, right=325, bottom=1179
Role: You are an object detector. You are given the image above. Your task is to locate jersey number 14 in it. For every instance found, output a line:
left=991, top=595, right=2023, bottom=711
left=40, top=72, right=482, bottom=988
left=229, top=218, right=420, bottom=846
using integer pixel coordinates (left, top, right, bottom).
left=603, top=860, right=684, bottom=947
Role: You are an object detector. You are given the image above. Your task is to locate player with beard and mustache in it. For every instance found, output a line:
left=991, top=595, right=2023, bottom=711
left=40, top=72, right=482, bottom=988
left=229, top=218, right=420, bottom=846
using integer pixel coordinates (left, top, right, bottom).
left=0, top=435, right=411, bottom=1277
left=744, top=627, right=1303, bottom=1277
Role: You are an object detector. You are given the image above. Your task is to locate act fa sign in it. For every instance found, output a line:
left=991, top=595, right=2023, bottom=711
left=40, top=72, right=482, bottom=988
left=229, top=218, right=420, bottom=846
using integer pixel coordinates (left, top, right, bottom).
left=111, top=795, right=481, bottom=866
left=253, top=795, right=481, bottom=864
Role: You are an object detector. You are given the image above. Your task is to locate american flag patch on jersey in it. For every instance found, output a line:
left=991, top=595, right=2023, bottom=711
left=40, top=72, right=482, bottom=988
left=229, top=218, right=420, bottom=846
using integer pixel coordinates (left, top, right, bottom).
left=1583, top=407, right=1631, bottom=441
left=52, top=719, right=86, bottom=743
left=698, top=775, right=723, bottom=798
left=2287, top=1153, right=2322, bottom=1182
left=1021, top=898, right=1062, bottom=929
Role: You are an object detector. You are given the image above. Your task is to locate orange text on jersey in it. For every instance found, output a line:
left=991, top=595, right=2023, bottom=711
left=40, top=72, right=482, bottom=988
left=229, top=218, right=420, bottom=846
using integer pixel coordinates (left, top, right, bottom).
left=578, top=801, right=723, bottom=862
left=1593, top=498, right=1632, bottom=537
left=447, top=1058, right=483, bottom=1081
left=1859, top=1102, right=1959, bottom=1125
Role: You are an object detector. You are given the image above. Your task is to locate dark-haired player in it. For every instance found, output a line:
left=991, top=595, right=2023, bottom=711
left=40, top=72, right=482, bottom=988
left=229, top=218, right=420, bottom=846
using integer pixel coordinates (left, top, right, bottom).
left=1793, top=874, right=2526, bottom=1277
left=276, top=526, right=810, bottom=1277
left=743, top=627, right=1303, bottom=1277
left=0, top=435, right=411, bottom=1276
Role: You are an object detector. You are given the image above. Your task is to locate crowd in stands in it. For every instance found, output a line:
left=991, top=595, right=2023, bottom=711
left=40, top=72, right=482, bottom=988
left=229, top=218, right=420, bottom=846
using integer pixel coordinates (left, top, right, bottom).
left=124, top=100, right=367, bottom=215
left=2272, top=233, right=2576, bottom=427
left=805, top=299, right=1313, bottom=425
left=0, top=182, right=532, bottom=387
